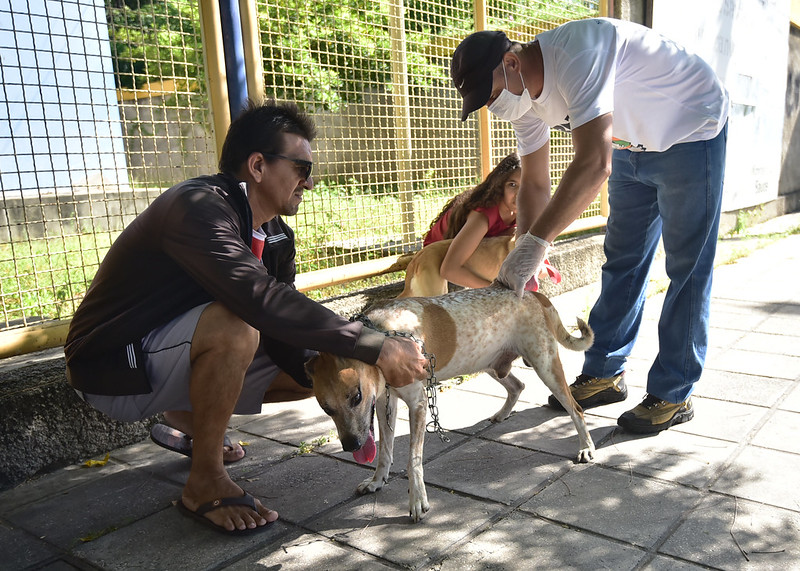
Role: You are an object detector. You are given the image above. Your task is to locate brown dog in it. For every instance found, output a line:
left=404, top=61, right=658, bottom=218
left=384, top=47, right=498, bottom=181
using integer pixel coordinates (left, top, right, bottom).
left=397, top=235, right=515, bottom=297
left=305, top=284, right=595, bottom=522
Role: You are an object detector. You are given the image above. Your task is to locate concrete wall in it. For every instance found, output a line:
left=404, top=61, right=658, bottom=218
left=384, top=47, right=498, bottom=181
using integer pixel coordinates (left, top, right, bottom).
left=780, top=25, right=800, bottom=196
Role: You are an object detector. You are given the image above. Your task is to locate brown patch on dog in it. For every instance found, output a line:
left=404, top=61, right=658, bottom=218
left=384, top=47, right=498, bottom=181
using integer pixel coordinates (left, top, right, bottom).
left=419, top=301, right=456, bottom=369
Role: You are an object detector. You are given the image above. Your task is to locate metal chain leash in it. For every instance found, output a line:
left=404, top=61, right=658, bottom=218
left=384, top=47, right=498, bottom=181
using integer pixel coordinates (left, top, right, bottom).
left=351, top=314, right=450, bottom=442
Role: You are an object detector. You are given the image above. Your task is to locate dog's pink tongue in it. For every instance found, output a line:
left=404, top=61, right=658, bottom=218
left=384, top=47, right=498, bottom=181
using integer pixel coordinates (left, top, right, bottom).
left=352, top=429, right=376, bottom=464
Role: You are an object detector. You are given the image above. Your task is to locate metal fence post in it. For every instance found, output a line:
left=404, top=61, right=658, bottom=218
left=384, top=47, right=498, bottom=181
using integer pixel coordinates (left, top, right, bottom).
left=474, top=0, right=492, bottom=180
left=239, top=0, right=265, bottom=102
left=199, top=0, right=231, bottom=159
left=388, top=0, right=416, bottom=246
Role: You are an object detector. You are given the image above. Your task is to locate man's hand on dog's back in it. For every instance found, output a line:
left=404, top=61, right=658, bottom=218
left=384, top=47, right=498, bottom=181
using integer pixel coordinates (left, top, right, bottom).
left=376, top=336, right=428, bottom=387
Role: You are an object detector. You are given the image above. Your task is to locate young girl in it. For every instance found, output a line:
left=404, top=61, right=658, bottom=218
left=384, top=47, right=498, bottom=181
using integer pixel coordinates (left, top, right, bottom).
left=422, top=153, right=521, bottom=289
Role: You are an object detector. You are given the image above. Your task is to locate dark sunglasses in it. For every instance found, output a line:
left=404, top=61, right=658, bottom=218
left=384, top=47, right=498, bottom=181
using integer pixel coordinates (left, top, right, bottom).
left=262, top=153, right=313, bottom=180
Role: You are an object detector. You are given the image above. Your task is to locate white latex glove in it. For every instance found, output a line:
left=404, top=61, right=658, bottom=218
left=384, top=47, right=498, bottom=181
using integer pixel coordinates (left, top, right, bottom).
left=495, top=232, right=550, bottom=297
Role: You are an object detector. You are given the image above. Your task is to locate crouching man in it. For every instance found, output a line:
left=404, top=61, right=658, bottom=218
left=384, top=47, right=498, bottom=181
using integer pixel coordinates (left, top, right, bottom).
left=65, top=100, right=427, bottom=535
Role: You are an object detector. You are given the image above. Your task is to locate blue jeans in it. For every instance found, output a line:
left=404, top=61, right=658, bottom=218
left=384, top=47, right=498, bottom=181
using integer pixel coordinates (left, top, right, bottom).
left=582, top=124, right=728, bottom=403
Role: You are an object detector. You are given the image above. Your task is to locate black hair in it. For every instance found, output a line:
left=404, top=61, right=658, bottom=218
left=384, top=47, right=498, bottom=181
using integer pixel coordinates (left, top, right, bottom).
left=218, top=99, right=317, bottom=174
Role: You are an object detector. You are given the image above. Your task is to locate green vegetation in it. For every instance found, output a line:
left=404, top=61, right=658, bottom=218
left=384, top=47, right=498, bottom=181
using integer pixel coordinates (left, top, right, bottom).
left=105, top=0, right=594, bottom=108
left=0, top=233, right=116, bottom=325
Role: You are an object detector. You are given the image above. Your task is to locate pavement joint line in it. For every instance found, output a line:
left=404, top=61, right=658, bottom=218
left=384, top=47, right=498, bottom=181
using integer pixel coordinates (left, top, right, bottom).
left=621, top=373, right=800, bottom=569
left=416, top=463, right=575, bottom=571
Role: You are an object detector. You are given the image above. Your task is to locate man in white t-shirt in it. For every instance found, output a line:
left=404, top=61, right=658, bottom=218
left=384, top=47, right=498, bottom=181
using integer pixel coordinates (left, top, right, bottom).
left=451, top=18, right=729, bottom=434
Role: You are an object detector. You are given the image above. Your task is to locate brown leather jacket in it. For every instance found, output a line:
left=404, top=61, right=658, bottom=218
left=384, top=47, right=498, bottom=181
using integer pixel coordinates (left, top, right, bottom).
left=65, top=173, right=383, bottom=395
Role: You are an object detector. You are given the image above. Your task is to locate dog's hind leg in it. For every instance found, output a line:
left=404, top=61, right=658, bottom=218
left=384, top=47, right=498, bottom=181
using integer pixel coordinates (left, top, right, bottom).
left=397, top=382, right=430, bottom=522
left=357, top=388, right=398, bottom=494
left=523, top=345, right=595, bottom=463
left=487, top=371, right=525, bottom=422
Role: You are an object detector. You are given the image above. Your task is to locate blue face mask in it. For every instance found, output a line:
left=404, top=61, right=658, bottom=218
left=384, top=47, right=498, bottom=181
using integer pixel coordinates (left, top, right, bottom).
left=488, top=62, right=532, bottom=121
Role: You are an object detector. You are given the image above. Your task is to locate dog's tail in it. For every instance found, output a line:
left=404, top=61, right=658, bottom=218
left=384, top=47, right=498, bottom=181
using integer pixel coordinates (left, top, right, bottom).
left=541, top=300, right=594, bottom=352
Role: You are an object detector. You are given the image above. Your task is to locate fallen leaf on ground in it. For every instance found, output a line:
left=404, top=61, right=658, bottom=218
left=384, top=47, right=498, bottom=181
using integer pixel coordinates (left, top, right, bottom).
left=82, top=453, right=110, bottom=468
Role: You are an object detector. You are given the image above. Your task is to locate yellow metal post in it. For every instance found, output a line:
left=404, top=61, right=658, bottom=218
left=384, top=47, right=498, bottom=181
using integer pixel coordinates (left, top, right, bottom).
left=474, top=0, right=492, bottom=180
left=239, top=0, right=265, bottom=101
left=199, top=0, right=231, bottom=159
left=388, top=0, right=416, bottom=244
left=598, top=0, right=611, bottom=218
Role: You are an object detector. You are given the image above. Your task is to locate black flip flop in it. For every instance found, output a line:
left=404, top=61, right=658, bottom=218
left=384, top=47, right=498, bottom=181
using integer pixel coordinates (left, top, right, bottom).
left=176, top=492, right=275, bottom=536
left=150, top=423, right=246, bottom=463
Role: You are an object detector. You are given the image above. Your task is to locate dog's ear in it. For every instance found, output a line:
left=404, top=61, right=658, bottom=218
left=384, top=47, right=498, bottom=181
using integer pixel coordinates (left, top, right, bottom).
left=304, top=355, right=318, bottom=376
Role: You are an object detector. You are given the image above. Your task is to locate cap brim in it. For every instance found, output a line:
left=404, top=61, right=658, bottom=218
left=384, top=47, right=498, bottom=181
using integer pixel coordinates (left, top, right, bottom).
left=460, top=79, right=492, bottom=121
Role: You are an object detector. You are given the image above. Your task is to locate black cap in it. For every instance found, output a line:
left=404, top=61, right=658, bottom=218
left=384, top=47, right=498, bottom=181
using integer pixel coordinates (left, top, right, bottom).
left=450, top=30, right=511, bottom=121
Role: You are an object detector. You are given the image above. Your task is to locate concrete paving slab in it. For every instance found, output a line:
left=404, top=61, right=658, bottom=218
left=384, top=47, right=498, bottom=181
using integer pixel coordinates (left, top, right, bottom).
left=706, top=326, right=747, bottom=350
left=431, top=384, right=525, bottom=435
left=691, top=369, right=793, bottom=407
left=306, top=481, right=504, bottom=568
left=228, top=530, right=396, bottom=570
left=519, top=463, right=703, bottom=549
left=0, top=460, right=128, bottom=514
left=643, top=554, right=711, bottom=569
left=755, top=311, right=800, bottom=336
left=750, top=409, right=800, bottom=454
left=233, top=398, right=334, bottom=447
left=712, top=445, right=800, bottom=511
left=478, top=404, right=616, bottom=461
left=708, top=303, right=776, bottom=334
left=453, top=370, right=536, bottom=404
left=0, top=521, right=61, bottom=570
left=236, top=453, right=374, bottom=525
left=732, top=330, right=800, bottom=356
left=660, top=494, right=800, bottom=569
left=72, top=506, right=291, bottom=570
left=423, top=438, right=569, bottom=505
left=779, top=383, right=800, bottom=412
left=668, top=397, right=770, bottom=443
left=329, top=428, right=469, bottom=478
left=5, top=468, right=179, bottom=549
left=595, top=429, right=736, bottom=488
left=438, top=511, right=645, bottom=570
left=107, top=432, right=301, bottom=487
left=705, top=347, right=800, bottom=380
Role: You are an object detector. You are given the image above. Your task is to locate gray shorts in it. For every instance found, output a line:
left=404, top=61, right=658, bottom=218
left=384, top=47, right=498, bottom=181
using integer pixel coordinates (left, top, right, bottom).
left=81, top=303, right=279, bottom=422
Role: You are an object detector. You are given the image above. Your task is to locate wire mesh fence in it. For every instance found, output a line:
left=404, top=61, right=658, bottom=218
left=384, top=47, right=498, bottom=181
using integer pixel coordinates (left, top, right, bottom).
left=0, top=0, right=600, bottom=350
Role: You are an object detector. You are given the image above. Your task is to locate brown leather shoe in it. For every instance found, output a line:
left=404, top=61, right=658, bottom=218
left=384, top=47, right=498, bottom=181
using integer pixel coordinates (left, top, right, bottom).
left=617, top=394, right=694, bottom=434
left=548, top=372, right=627, bottom=410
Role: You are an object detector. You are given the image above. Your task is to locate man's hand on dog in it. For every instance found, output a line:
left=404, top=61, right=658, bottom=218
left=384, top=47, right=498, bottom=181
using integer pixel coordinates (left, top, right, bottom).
left=376, top=336, right=428, bottom=387
left=496, top=232, right=550, bottom=297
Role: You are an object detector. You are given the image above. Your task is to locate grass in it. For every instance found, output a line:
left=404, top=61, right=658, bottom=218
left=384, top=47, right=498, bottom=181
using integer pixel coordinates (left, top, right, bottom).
left=0, top=232, right=118, bottom=326
left=5, top=200, right=796, bottom=331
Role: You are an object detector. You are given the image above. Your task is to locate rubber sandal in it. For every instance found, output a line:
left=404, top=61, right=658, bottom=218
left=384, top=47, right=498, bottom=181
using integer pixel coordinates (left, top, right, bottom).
left=176, top=492, right=274, bottom=536
left=150, top=423, right=245, bottom=463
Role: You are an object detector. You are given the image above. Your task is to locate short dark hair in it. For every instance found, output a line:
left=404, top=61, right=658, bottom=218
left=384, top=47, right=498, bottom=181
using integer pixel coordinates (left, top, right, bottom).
left=218, top=99, right=317, bottom=174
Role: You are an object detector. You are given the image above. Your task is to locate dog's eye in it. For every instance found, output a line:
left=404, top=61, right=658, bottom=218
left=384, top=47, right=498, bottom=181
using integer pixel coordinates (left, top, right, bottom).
left=350, top=387, right=362, bottom=408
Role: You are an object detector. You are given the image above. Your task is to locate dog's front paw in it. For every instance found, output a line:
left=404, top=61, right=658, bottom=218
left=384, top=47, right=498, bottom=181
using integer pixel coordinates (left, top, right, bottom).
left=576, top=446, right=595, bottom=463
left=357, top=476, right=386, bottom=495
left=489, top=410, right=512, bottom=423
left=409, top=491, right=430, bottom=523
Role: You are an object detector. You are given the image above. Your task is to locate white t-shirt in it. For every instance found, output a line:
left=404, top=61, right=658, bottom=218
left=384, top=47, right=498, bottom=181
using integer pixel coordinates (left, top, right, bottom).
left=512, top=18, right=730, bottom=155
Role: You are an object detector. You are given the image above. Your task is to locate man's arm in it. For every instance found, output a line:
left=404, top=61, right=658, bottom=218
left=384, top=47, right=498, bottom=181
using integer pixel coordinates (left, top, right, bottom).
left=515, top=141, right=552, bottom=238
left=497, top=113, right=613, bottom=296
left=528, top=113, right=613, bottom=242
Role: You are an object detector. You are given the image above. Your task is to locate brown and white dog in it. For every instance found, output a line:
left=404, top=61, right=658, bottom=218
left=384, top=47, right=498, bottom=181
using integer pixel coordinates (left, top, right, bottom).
left=305, top=284, right=595, bottom=522
left=397, top=235, right=515, bottom=298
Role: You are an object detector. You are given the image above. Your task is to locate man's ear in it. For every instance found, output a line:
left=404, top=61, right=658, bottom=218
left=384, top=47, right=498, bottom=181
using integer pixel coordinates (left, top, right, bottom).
left=246, top=151, right=267, bottom=183
left=502, top=51, right=522, bottom=72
